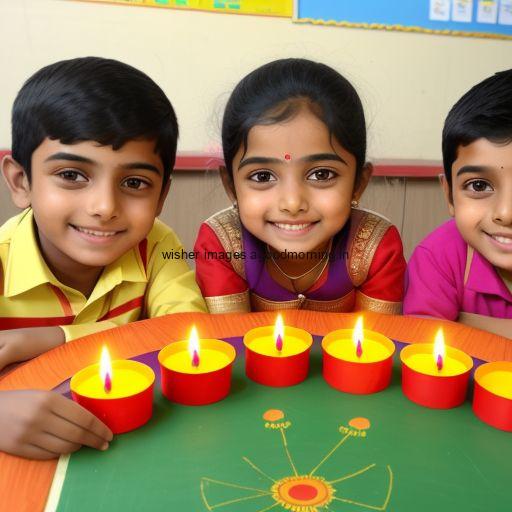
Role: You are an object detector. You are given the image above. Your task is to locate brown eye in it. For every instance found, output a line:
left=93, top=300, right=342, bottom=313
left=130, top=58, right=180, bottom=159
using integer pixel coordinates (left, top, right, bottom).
left=466, top=180, right=492, bottom=193
left=122, top=178, right=149, bottom=190
left=308, top=168, right=336, bottom=181
left=58, top=170, right=87, bottom=182
left=249, top=171, right=276, bottom=183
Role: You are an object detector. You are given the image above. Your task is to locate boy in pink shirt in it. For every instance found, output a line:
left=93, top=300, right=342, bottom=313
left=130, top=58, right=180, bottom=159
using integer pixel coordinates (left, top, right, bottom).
left=404, top=70, right=512, bottom=338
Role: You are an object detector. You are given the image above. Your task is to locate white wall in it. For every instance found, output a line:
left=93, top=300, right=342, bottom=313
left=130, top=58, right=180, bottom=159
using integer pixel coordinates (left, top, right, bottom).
left=0, top=0, right=511, bottom=161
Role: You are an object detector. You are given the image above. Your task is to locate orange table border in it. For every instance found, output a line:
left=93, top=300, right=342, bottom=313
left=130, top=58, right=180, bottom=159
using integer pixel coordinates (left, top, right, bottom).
left=1, top=310, right=511, bottom=511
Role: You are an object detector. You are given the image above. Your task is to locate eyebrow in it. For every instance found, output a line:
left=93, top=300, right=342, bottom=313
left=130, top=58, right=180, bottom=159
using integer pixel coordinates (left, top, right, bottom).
left=456, top=165, right=495, bottom=177
left=238, top=152, right=347, bottom=170
left=44, top=152, right=161, bottom=175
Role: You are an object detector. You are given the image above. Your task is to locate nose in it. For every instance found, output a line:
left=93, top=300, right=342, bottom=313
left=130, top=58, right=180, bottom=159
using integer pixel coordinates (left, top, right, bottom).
left=277, top=180, right=308, bottom=215
left=492, top=189, right=512, bottom=226
left=86, top=182, right=119, bottom=220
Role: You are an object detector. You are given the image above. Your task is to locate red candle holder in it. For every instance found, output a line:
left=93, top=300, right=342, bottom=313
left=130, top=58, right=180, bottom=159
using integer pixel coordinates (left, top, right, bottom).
left=70, top=360, right=155, bottom=434
left=158, top=339, right=236, bottom=406
left=400, top=343, right=473, bottom=409
left=473, top=361, right=512, bottom=432
left=321, top=329, right=395, bottom=394
left=243, top=325, right=313, bottom=387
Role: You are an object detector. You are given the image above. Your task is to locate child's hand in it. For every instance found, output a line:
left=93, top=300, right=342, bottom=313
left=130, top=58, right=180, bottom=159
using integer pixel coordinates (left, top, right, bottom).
left=0, top=390, right=113, bottom=459
left=0, top=327, right=66, bottom=371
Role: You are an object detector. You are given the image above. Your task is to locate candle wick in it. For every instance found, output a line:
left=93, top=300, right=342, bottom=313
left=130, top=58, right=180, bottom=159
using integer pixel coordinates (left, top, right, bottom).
left=356, top=339, right=363, bottom=358
left=104, top=372, right=112, bottom=393
left=276, top=334, right=283, bottom=352
left=192, top=350, right=200, bottom=367
left=437, top=354, right=443, bottom=371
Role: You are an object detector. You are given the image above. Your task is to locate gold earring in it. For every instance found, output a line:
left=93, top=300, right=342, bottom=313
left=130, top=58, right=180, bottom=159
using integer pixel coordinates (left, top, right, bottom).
left=351, top=199, right=359, bottom=208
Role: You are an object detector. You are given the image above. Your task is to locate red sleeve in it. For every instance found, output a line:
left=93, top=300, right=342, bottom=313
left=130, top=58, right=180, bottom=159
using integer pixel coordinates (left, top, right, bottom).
left=193, top=223, right=248, bottom=297
left=359, top=226, right=406, bottom=302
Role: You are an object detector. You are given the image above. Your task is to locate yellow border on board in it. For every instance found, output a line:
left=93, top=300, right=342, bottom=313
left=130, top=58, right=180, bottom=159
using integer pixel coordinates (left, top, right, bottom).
left=294, top=17, right=512, bottom=41
left=73, top=0, right=293, bottom=17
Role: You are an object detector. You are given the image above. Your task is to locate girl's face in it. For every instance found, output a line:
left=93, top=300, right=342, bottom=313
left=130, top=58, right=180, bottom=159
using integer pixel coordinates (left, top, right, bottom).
left=230, top=108, right=365, bottom=254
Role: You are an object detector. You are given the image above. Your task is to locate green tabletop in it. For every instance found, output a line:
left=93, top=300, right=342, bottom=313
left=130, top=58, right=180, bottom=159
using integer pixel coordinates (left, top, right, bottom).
left=54, top=337, right=511, bottom=512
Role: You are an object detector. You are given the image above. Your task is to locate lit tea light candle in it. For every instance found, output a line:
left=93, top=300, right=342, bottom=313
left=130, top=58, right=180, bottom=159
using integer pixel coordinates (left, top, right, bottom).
left=243, top=314, right=313, bottom=387
left=70, top=346, right=155, bottom=434
left=321, top=316, right=395, bottom=394
left=158, top=326, right=236, bottom=405
left=473, top=361, right=512, bottom=432
left=400, top=329, right=473, bottom=409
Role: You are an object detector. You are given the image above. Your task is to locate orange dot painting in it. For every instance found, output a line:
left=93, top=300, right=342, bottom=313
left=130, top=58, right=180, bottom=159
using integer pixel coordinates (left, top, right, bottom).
left=263, top=409, right=285, bottom=422
left=349, top=417, right=371, bottom=430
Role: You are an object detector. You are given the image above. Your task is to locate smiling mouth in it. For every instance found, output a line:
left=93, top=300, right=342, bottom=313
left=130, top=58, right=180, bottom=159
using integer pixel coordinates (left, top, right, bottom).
left=70, top=224, right=123, bottom=237
left=487, top=233, right=512, bottom=245
left=271, top=222, right=318, bottom=232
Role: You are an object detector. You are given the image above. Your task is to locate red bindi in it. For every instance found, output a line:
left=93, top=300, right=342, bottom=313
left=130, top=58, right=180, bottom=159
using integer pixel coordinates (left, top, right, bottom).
left=284, top=153, right=291, bottom=161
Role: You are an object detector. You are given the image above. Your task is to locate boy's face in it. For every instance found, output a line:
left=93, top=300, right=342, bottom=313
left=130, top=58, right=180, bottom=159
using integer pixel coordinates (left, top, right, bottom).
left=448, top=138, right=512, bottom=271
left=27, top=138, right=167, bottom=275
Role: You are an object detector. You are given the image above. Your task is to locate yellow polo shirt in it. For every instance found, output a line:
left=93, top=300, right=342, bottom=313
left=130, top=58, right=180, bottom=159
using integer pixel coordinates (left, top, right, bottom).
left=0, top=209, right=206, bottom=341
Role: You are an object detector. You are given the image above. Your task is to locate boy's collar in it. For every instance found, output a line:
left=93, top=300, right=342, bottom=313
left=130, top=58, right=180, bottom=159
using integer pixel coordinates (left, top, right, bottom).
left=465, top=248, right=512, bottom=302
left=4, top=209, right=147, bottom=298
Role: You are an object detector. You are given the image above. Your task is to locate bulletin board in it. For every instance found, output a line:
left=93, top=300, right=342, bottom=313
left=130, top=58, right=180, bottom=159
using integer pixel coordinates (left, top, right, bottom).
left=294, top=0, right=512, bottom=40
left=73, top=0, right=293, bottom=17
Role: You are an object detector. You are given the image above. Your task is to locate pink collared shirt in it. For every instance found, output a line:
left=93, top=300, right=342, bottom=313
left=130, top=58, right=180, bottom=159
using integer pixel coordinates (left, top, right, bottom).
left=404, top=220, right=512, bottom=320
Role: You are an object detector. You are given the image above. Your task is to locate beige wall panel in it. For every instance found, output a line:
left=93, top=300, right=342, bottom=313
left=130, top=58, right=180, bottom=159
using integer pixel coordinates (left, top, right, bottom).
left=402, top=178, right=451, bottom=259
left=359, top=177, right=405, bottom=232
left=159, top=171, right=230, bottom=255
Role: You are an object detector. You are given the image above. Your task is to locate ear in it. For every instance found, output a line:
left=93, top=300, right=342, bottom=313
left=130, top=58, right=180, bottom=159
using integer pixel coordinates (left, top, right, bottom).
left=352, top=162, right=373, bottom=202
left=156, top=178, right=171, bottom=216
left=1, top=155, right=31, bottom=209
left=439, top=174, right=455, bottom=217
left=219, top=165, right=237, bottom=203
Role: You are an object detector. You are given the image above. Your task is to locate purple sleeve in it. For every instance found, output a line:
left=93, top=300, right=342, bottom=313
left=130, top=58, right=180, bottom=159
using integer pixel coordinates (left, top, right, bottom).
left=403, top=246, right=460, bottom=321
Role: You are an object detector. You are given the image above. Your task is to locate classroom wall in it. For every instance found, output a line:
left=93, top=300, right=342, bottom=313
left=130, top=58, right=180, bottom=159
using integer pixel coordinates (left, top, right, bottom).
left=0, top=1, right=511, bottom=255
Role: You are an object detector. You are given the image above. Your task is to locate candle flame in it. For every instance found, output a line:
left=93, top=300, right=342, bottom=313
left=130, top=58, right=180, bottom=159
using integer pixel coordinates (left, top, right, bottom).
left=434, top=328, right=445, bottom=371
left=353, top=316, right=364, bottom=358
left=188, top=326, right=201, bottom=367
left=100, top=346, right=113, bottom=393
left=274, top=314, right=284, bottom=352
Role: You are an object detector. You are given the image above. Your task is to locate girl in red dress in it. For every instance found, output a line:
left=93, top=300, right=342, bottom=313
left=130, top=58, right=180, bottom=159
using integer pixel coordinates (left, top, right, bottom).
left=195, top=59, right=405, bottom=314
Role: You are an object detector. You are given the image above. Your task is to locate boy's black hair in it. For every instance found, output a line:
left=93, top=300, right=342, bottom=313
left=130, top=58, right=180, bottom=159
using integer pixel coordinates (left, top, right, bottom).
left=442, top=69, right=512, bottom=188
left=222, top=58, right=366, bottom=182
left=12, top=57, right=178, bottom=185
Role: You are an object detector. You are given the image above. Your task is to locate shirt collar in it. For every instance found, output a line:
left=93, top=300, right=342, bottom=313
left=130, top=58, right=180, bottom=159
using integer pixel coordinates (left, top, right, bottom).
left=5, top=209, right=147, bottom=299
left=465, top=249, right=512, bottom=302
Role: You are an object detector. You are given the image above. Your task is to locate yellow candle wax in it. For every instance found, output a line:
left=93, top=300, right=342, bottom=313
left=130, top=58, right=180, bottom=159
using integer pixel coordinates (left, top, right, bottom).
left=479, top=369, right=512, bottom=399
left=248, top=334, right=309, bottom=357
left=401, top=343, right=472, bottom=377
left=71, top=360, right=153, bottom=399
left=162, top=349, right=231, bottom=373
left=159, top=338, right=236, bottom=375
left=244, top=323, right=313, bottom=359
left=405, top=353, right=467, bottom=377
left=325, top=338, right=391, bottom=363
left=322, top=328, right=395, bottom=364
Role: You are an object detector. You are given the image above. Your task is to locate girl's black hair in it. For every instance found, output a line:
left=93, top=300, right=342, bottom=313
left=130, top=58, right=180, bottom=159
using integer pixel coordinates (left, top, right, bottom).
left=12, top=56, right=178, bottom=185
left=442, top=69, right=512, bottom=188
left=222, top=58, right=366, bottom=181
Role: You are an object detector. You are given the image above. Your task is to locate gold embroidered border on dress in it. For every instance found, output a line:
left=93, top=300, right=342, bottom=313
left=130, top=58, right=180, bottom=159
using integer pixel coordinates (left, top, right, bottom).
left=205, top=291, right=250, bottom=314
left=250, top=290, right=355, bottom=312
left=205, top=206, right=245, bottom=278
left=348, top=210, right=391, bottom=287
left=355, top=291, right=402, bottom=315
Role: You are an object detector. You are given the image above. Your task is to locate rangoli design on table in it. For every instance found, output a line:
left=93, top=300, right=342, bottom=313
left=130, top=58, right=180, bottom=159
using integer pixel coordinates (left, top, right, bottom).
left=200, top=409, right=393, bottom=511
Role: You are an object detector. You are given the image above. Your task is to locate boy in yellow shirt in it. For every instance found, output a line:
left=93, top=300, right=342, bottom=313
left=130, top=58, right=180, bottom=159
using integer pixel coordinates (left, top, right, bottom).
left=0, top=57, right=206, bottom=459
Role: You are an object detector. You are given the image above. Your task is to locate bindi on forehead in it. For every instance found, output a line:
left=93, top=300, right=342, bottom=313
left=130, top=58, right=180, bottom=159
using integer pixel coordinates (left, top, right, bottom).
left=284, top=153, right=291, bottom=161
